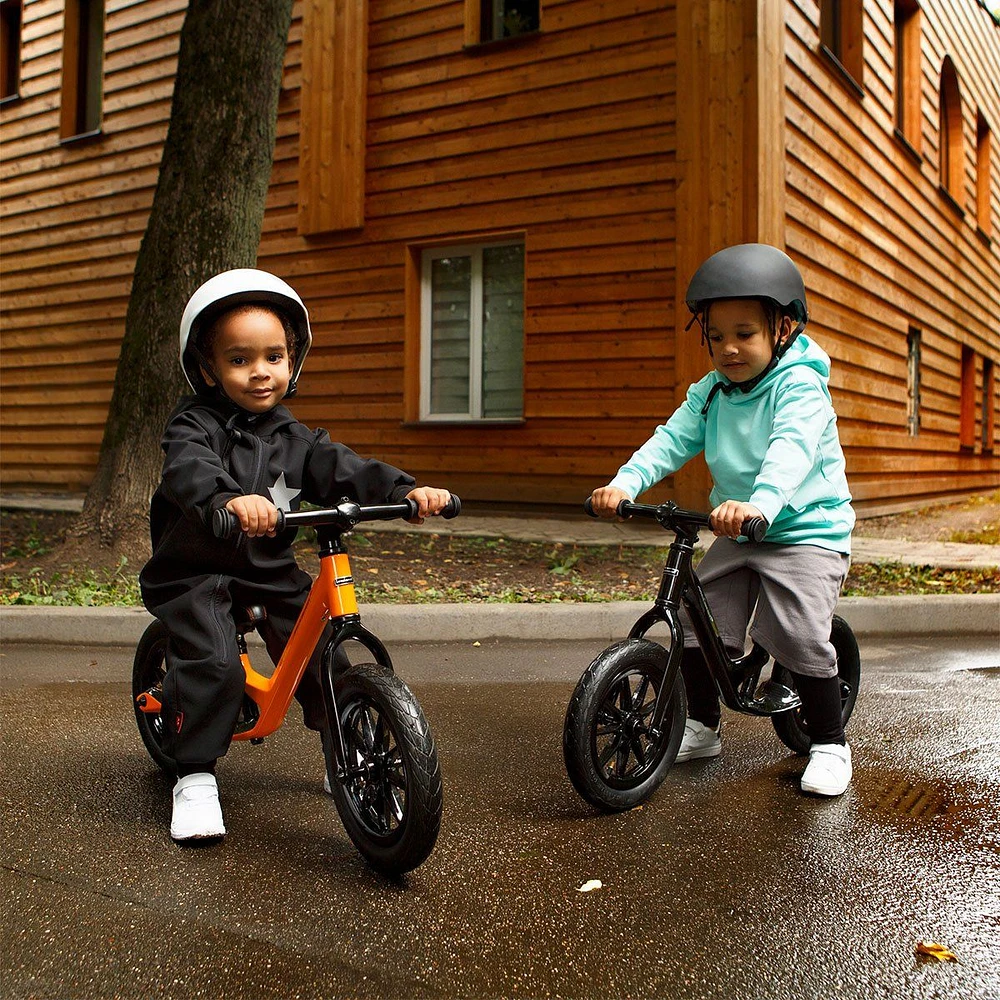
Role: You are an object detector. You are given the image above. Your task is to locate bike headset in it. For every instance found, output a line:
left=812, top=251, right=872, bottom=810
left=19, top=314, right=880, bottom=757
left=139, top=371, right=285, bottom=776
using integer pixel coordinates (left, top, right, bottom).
left=683, top=243, right=809, bottom=415
left=178, top=268, right=313, bottom=400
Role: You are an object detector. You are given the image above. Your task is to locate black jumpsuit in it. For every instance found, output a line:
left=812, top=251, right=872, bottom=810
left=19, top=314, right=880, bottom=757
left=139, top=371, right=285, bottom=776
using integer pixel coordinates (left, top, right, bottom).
left=139, top=396, right=414, bottom=766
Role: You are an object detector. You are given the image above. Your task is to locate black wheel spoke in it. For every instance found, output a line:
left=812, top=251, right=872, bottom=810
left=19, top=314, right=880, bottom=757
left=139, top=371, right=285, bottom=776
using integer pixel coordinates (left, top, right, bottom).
left=598, top=732, right=623, bottom=770
left=614, top=739, right=632, bottom=778
left=633, top=675, right=650, bottom=712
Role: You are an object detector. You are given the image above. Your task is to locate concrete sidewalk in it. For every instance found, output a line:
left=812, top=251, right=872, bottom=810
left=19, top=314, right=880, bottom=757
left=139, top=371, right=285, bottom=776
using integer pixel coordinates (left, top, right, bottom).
left=362, top=510, right=1000, bottom=570
left=4, top=494, right=998, bottom=568
left=2, top=593, right=998, bottom=646
left=2, top=498, right=997, bottom=645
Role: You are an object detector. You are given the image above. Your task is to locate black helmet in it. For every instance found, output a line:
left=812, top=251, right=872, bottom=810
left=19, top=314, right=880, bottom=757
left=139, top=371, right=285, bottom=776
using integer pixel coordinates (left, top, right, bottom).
left=685, top=243, right=808, bottom=325
left=684, top=244, right=809, bottom=401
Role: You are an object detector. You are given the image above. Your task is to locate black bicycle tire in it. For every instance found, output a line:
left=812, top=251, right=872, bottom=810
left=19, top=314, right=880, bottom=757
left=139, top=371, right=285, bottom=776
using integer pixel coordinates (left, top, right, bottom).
left=563, top=638, right=686, bottom=812
left=132, top=620, right=176, bottom=774
left=328, top=662, right=442, bottom=874
left=771, top=614, right=862, bottom=755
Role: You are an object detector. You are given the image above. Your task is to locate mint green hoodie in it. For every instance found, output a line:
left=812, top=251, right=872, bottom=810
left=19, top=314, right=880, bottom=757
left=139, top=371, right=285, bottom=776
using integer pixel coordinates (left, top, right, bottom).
left=609, top=334, right=855, bottom=553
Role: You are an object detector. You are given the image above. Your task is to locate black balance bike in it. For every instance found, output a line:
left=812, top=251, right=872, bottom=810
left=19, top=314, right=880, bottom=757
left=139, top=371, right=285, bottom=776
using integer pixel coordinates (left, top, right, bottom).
left=563, top=499, right=861, bottom=811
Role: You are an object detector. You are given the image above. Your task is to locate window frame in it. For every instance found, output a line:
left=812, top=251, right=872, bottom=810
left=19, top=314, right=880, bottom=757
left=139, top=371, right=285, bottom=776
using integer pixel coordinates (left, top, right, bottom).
left=906, top=326, right=921, bottom=437
left=959, top=344, right=976, bottom=450
left=419, top=240, right=526, bottom=424
left=0, top=0, right=22, bottom=104
left=938, top=57, right=964, bottom=212
left=976, top=110, right=993, bottom=240
left=982, top=357, right=995, bottom=454
left=60, top=0, right=105, bottom=143
left=892, top=0, right=922, bottom=161
left=464, top=0, right=540, bottom=48
left=820, top=0, right=865, bottom=95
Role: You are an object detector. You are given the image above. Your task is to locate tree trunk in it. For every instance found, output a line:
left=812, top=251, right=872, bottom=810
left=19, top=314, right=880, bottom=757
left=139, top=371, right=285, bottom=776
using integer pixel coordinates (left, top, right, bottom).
left=73, top=0, right=294, bottom=562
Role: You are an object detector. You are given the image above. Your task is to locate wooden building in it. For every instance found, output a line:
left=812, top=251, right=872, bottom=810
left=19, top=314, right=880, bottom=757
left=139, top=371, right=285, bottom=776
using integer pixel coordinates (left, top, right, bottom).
left=2, top=0, right=998, bottom=512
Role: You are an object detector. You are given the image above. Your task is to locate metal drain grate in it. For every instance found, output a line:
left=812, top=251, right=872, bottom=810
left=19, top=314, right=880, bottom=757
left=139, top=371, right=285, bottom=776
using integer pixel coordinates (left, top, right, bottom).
left=872, top=778, right=948, bottom=820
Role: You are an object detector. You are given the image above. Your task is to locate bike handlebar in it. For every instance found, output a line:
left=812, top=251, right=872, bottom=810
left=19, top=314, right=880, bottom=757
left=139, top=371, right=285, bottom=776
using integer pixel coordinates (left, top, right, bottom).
left=583, top=496, right=767, bottom=543
left=213, top=494, right=462, bottom=540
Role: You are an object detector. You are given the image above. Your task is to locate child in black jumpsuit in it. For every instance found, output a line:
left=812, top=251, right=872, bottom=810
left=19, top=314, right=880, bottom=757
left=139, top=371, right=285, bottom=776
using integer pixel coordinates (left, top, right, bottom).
left=140, top=268, right=452, bottom=841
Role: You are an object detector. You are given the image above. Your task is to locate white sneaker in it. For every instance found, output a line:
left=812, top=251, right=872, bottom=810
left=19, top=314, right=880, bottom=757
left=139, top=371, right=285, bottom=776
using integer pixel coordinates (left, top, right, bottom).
left=170, top=772, right=226, bottom=841
left=675, top=719, right=722, bottom=762
left=801, top=743, right=852, bottom=797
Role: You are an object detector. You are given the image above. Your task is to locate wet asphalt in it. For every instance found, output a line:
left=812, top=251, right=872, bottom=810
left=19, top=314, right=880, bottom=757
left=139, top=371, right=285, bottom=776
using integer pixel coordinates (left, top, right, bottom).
left=2, top=635, right=999, bottom=1000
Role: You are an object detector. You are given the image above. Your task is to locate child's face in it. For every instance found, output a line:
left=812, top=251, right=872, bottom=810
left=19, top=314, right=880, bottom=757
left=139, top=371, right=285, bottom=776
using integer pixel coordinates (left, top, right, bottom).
left=202, top=307, right=292, bottom=413
left=706, top=299, right=788, bottom=383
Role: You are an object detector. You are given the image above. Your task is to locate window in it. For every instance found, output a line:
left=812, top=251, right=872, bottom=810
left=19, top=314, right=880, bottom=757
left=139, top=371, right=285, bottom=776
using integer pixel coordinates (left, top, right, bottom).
left=893, top=0, right=921, bottom=155
left=976, top=110, right=993, bottom=237
left=938, top=57, right=964, bottom=208
left=60, top=0, right=104, bottom=140
left=0, top=0, right=21, bottom=102
left=983, top=358, right=995, bottom=453
left=420, top=242, right=525, bottom=421
left=466, top=0, right=539, bottom=45
left=959, top=345, right=975, bottom=449
left=821, top=0, right=864, bottom=86
left=907, top=326, right=921, bottom=436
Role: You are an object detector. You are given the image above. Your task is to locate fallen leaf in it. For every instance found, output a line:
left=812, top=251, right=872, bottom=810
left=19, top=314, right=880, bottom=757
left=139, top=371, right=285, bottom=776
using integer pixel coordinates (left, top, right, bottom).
left=576, top=879, right=603, bottom=893
left=915, top=941, right=959, bottom=963
left=472, top=641, right=481, bottom=647
left=368, top=567, right=379, bottom=575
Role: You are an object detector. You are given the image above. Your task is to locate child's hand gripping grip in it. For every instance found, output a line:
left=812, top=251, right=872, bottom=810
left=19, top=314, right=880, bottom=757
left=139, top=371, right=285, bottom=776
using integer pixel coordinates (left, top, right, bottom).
left=409, top=495, right=462, bottom=520
left=212, top=507, right=286, bottom=539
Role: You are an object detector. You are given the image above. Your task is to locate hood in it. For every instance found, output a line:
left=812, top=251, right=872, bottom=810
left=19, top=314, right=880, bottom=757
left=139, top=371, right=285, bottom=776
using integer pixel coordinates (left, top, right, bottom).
left=719, top=333, right=830, bottom=397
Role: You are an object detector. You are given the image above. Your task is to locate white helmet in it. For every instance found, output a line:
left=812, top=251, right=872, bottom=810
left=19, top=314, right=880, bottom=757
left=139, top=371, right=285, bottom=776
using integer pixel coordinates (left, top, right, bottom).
left=178, top=268, right=312, bottom=396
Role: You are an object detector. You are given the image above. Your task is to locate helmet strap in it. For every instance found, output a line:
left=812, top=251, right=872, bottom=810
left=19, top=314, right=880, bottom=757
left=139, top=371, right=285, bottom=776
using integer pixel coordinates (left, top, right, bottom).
left=729, top=318, right=805, bottom=394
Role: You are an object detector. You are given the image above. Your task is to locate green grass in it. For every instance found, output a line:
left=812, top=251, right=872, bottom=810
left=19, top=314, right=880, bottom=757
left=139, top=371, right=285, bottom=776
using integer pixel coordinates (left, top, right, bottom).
left=1, top=559, right=141, bottom=607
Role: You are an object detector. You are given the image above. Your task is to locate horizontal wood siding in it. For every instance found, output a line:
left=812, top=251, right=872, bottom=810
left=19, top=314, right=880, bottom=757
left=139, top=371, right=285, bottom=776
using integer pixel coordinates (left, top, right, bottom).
left=3, top=0, right=996, bottom=512
left=265, top=0, right=677, bottom=504
left=1, top=0, right=676, bottom=504
left=784, top=0, right=1000, bottom=508
left=1, top=0, right=185, bottom=490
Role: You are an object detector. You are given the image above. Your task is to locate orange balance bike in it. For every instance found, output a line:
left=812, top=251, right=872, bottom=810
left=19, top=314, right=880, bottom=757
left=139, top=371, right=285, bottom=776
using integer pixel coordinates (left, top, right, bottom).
left=133, top=495, right=460, bottom=873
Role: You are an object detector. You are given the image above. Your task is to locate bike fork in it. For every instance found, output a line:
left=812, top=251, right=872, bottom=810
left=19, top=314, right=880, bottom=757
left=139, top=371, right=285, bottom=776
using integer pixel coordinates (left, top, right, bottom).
left=318, top=619, right=396, bottom=780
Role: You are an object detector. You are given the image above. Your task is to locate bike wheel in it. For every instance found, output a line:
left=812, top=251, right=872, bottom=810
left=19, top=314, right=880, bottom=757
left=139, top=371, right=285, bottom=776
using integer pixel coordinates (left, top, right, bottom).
left=563, top=638, right=686, bottom=812
left=328, top=662, right=442, bottom=874
left=771, top=614, right=862, bottom=755
left=132, top=620, right=176, bottom=773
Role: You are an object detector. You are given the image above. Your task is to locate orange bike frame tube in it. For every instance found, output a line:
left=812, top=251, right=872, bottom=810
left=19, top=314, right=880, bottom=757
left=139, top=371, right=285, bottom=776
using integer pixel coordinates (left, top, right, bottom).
left=232, top=551, right=358, bottom=742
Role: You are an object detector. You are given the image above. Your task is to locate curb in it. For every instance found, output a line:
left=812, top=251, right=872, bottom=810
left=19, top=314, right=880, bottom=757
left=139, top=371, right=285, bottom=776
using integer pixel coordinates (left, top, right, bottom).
left=1, top=594, right=997, bottom=646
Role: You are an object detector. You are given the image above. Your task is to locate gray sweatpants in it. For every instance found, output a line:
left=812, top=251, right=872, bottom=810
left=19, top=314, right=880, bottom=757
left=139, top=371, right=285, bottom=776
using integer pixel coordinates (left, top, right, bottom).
left=681, top=537, right=849, bottom=678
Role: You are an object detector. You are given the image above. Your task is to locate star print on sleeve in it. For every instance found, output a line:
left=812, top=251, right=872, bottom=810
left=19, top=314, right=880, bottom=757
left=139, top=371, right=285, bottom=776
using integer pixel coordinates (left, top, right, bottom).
left=268, top=472, right=301, bottom=512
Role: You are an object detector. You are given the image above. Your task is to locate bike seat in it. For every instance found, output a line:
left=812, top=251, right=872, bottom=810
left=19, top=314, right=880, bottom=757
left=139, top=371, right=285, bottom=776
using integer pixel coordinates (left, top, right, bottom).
left=234, top=605, right=267, bottom=634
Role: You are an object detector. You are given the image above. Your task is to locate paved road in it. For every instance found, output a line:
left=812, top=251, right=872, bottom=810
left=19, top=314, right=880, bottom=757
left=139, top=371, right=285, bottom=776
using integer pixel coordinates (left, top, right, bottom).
left=2, top=635, right=999, bottom=1000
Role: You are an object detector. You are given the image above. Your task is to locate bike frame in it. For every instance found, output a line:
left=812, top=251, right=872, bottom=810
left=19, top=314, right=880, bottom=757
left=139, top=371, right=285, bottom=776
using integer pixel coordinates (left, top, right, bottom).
left=138, top=502, right=404, bottom=777
left=619, top=502, right=799, bottom=735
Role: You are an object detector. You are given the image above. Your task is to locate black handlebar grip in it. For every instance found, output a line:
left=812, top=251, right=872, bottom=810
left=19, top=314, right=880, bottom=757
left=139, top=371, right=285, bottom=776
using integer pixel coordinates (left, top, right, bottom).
left=583, top=497, right=597, bottom=518
left=441, top=495, right=462, bottom=519
left=743, top=517, right=768, bottom=543
left=212, top=508, right=240, bottom=539
left=212, top=508, right=287, bottom=538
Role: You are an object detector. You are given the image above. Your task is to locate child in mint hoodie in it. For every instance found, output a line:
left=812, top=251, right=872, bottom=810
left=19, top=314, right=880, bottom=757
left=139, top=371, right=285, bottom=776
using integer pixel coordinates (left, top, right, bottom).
left=590, top=244, right=856, bottom=797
